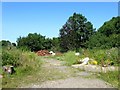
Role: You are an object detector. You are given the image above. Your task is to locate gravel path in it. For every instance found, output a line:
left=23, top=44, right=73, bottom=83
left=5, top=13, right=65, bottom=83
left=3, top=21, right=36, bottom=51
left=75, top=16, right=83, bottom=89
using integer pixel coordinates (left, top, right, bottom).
left=26, top=58, right=113, bottom=88
left=31, top=77, right=111, bottom=88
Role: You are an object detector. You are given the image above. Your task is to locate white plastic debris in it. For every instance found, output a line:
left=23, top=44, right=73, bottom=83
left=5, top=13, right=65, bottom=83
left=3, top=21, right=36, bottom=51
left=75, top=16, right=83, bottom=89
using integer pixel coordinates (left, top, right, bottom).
left=49, top=51, right=56, bottom=56
left=80, top=57, right=89, bottom=65
left=52, top=53, right=56, bottom=56
left=49, top=51, right=54, bottom=54
left=75, top=52, right=80, bottom=56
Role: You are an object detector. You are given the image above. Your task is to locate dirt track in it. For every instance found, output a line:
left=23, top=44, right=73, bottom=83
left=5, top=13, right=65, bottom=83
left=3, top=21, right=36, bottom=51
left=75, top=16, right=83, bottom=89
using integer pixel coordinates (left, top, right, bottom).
left=25, top=58, right=113, bottom=88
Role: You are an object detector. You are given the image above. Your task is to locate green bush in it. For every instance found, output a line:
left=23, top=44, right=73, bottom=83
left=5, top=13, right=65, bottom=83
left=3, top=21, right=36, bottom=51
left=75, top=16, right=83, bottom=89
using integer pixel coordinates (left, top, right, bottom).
left=2, top=48, right=43, bottom=88
left=64, top=51, right=79, bottom=66
left=78, top=48, right=118, bottom=65
left=18, top=46, right=30, bottom=52
left=106, top=48, right=118, bottom=65
left=98, top=71, right=119, bottom=88
left=2, top=47, right=43, bottom=75
left=91, top=48, right=118, bottom=65
left=63, top=48, right=118, bottom=66
left=2, top=48, right=21, bottom=67
left=92, top=49, right=107, bottom=64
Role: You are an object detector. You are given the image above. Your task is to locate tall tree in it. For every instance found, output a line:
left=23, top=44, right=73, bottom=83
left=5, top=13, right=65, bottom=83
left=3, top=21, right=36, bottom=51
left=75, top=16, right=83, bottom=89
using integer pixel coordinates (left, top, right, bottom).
left=98, top=16, right=120, bottom=36
left=98, top=16, right=120, bottom=48
left=17, top=33, right=46, bottom=51
left=51, top=37, right=60, bottom=51
left=43, top=38, right=52, bottom=50
left=1, top=40, right=11, bottom=47
left=59, top=13, right=94, bottom=52
left=88, top=16, right=120, bottom=49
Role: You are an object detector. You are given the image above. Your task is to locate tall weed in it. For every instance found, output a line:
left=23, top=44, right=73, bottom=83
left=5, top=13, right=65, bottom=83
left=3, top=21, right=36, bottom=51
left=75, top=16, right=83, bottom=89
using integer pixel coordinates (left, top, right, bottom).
left=97, top=71, right=119, bottom=88
left=2, top=47, right=43, bottom=75
left=64, top=51, right=79, bottom=66
left=63, top=48, right=118, bottom=66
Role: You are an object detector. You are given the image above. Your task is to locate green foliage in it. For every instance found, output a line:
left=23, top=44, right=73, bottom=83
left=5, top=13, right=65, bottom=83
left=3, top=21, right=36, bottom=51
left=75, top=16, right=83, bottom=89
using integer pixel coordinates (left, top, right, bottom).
left=91, top=49, right=108, bottom=65
left=87, top=16, right=120, bottom=49
left=63, top=51, right=79, bottom=66
left=18, top=46, right=30, bottom=51
left=105, top=48, right=119, bottom=65
left=2, top=47, right=43, bottom=87
left=62, top=48, right=118, bottom=66
left=2, top=48, right=21, bottom=67
left=12, top=43, right=16, bottom=47
left=59, top=13, right=95, bottom=52
left=17, top=33, right=61, bottom=52
left=51, top=37, right=60, bottom=51
left=108, top=34, right=120, bottom=48
left=2, top=47, right=42, bottom=68
left=1, top=40, right=11, bottom=47
left=85, top=48, right=118, bottom=65
left=2, top=13, right=120, bottom=88
left=87, top=32, right=109, bottom=49
left=97, top=71, right=119, bottom=88
left=2, top=47, right=43, bottom=88
left=87, top=33, right=120, bottom=49
left=17, top=33, right=46, bottom=52
left=15, top=16, right=119, bottom=52
left=98, top=16, right=120, bottom=36
left=43, top=38, right=52, bottom=50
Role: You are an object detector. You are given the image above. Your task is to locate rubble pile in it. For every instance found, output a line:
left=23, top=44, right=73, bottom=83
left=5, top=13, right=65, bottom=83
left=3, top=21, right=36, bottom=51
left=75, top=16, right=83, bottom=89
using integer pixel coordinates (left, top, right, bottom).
left=36, top=50, right=50, bottom=56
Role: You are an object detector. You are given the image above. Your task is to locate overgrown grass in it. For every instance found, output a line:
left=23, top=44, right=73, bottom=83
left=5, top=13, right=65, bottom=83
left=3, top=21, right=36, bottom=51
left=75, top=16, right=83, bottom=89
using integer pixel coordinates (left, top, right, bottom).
left=97, top=71, right=119, bottom=88
left=63, top=51, right=79, bottom=66
left=43, top=54, right=64, bottom=61
left=61, top=48, right=119, bottom=88
left=2, top=47, right=68, bottom=88
left=62, top=48, right=118, bottom=66
left=83, top=48, right=118, bottom=65
left=2, top=67, right=67, bottom=88
left=2, top=47, right=43, bottom=67
left=2, top=47, right=43, bottom=88
left=2, top=47, right=119, bottom=88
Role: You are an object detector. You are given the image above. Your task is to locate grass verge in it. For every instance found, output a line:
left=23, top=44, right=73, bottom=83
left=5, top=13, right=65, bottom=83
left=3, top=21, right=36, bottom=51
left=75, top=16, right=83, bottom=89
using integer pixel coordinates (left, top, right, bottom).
left=96, top=71, right=119, bottom=88
left=2, top=67, right=67, bottom=88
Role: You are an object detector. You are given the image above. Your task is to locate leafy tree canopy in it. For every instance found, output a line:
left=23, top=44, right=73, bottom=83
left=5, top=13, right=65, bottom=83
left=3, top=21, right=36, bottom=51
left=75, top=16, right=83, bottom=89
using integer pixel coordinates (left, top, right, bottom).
left=88, top=16, right=120, bottom=49
left=17, top=33, right=46, bottom=51
left=0, top=40, right=12, bottom=47
left=59, top=13, right=95, bottom=52
left=98, top=16, right=120, bottom=36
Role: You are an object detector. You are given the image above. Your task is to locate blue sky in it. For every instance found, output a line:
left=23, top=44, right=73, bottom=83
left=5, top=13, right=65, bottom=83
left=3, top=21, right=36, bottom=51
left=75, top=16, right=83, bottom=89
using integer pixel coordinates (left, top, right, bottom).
left=2, top=2, right=118, bottom=43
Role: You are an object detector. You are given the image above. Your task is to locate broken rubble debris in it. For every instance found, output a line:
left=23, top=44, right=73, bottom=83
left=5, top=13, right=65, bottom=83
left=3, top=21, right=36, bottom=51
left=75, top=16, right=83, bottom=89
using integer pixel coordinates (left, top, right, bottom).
left=36, top=50, right=50, bottom=56
left=36, top=50, right=57, bottom=56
